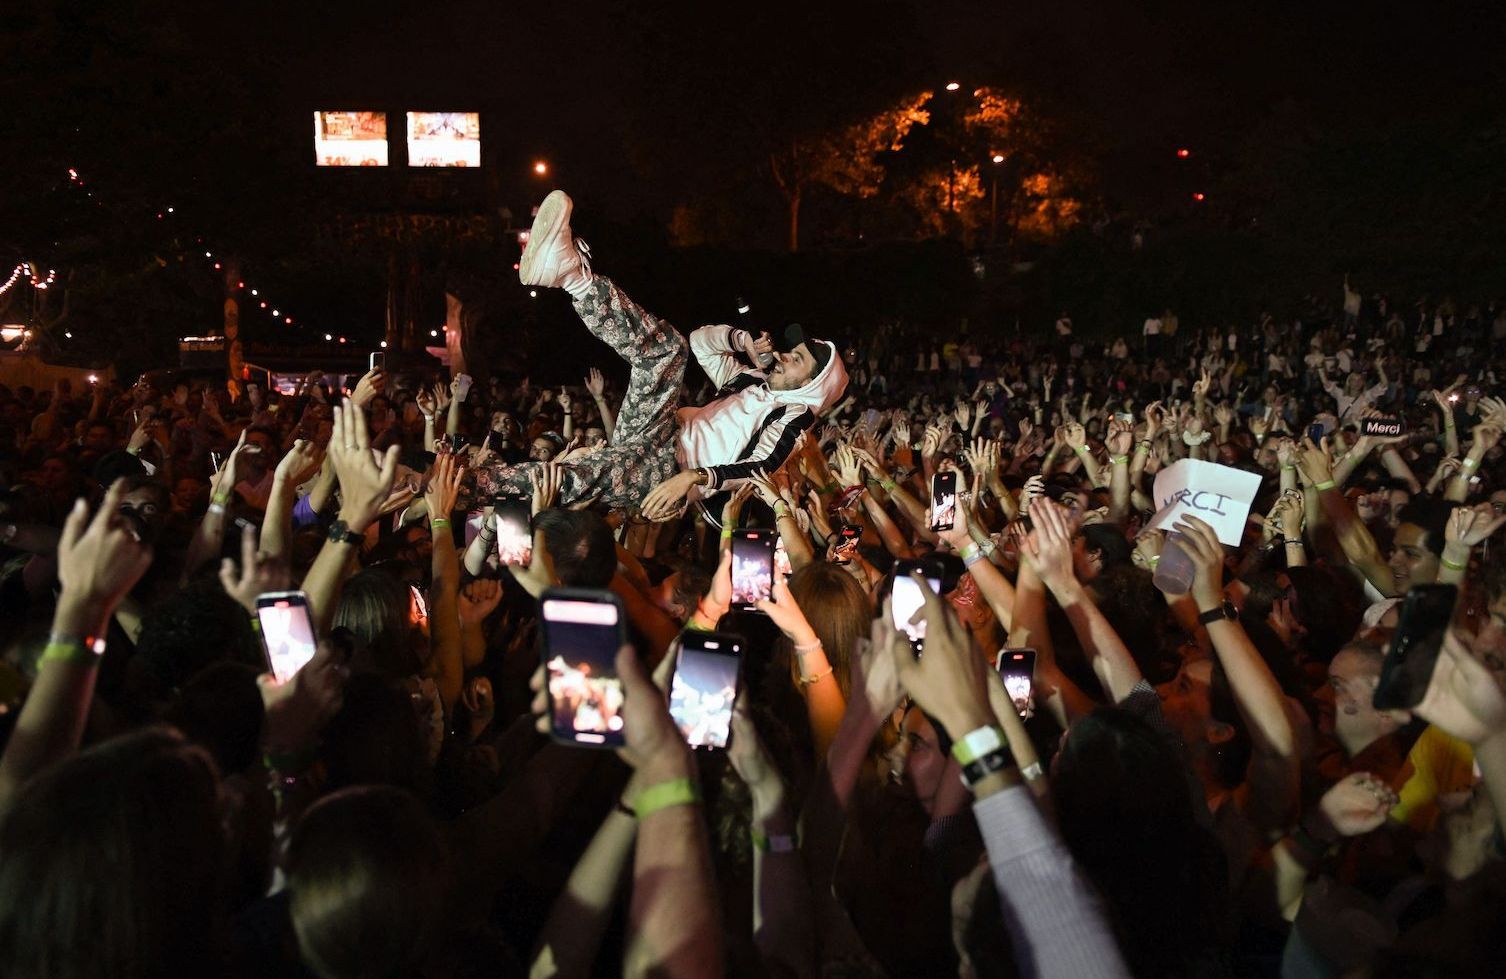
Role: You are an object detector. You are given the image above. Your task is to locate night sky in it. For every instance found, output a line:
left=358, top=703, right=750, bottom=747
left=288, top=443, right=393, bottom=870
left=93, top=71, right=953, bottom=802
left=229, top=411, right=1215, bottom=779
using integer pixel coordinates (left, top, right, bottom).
left=4, top=1, right=1505, bottom=362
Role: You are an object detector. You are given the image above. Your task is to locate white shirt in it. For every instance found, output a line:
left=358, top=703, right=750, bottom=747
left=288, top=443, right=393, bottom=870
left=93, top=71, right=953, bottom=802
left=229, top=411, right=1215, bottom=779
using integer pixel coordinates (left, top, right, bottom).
left=1143, top=317, right=1162, bottom=336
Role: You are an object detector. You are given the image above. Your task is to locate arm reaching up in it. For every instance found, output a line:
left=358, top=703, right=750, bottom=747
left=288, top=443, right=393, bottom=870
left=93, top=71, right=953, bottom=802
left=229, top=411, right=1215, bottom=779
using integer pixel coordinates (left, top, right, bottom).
left=0, top=482, right=154, bottom=805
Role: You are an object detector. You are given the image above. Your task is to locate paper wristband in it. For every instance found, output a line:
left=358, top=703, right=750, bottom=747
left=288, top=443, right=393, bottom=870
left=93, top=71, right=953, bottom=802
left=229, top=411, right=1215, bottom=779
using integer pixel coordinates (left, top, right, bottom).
left=1313, top=479, right=1337, bottom=491
left=632, top=777, right=701, bottom=820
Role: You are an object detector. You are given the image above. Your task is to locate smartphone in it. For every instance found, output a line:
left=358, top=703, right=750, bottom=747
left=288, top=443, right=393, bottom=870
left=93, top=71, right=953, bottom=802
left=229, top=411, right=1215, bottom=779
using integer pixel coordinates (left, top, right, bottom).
left=209, top=450, right=223, bottom=473
left=493, top=494, right=533, bottom=567
left=891, top=561, right=943, bottom=649
left=669, top=631, right=743, bottom=750
left=255, top=591, right=319, bottom=685
left=542, top=589, right=628, bottom=747
left=447, top=434, right=469, bottom=454
left=831, top=523, right=861, bottom=564
left=996, top=649, right=1037, bottom=719
left=730, top=529, right=775, bottom=610
left=369, top=351, right=385, bottom=372
left=1115, top=411, right=1134, bottom=423
left=1373, top=584, right=1458, bottom=710
left=1306, top=423, right=1325, bottom=444
left=929, top=471, right=958, bottom=532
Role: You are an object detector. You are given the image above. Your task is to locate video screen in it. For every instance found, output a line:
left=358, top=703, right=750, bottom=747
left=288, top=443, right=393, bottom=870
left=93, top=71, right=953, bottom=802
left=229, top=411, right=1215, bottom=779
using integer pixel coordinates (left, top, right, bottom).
left=313, top=111, right=389, bottom=167
left=495, top=497, right=533, bottom=567
left=406, top=111, right=481, bottom=167
left=669, top=639, right=741, bottom=749
left=731, top=534, right=774, bottom=607
left=543, top=599, right=624, bottom=745
left=256, top=597, right=317, bottom=685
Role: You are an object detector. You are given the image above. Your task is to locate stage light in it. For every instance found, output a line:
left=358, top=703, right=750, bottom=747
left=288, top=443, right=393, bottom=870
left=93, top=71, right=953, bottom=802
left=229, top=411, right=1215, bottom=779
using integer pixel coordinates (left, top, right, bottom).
left=945, top=81, right=960, bottom=91
left=324, top=333, right=333, bottom=341
left=992, top=154, right=1005, bottom=164
left=1192, top=192, right=1206, bottom=202
left=1177, top=148, right=1191, bottom=159
left=533, top=161, right=548, bottom=175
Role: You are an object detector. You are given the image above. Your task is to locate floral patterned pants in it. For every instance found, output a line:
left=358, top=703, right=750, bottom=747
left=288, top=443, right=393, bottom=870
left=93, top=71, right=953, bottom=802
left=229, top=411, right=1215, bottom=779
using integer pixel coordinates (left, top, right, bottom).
left=481, top=277, right=687, bottom=509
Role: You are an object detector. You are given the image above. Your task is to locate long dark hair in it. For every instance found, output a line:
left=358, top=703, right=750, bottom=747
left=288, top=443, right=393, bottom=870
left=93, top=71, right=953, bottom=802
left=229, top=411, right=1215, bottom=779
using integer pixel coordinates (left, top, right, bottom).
left=0, top=727, right=226, bottom=979
left=1053, top=708, right=1231, bottom=978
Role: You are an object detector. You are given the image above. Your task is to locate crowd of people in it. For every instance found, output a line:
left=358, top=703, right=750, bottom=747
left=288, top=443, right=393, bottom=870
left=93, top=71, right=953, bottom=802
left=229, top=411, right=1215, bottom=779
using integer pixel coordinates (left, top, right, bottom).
left=1, top=188, right=1505, bottom=978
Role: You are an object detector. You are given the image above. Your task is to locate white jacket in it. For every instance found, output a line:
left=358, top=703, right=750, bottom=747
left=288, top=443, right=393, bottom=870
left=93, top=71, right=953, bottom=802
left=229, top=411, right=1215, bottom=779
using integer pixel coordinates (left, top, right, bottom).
left=675, top=325, right=848, bottom=491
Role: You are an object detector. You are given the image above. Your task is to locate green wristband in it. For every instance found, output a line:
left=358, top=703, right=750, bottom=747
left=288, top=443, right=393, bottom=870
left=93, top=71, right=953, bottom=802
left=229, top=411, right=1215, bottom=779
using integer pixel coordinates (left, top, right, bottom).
left=1313, top=479, right=1336, bottom=491
left=41, top=638, right=104, bottom=667
left=1109, top=454, right=1129, bottom=465
left=632, top=777, right=701, bottom=820
left=1441, top=555, right=1467, bottom=572
left=431, top=517, right=451, bottom=530
left=720, top=529, right=734, bottom=540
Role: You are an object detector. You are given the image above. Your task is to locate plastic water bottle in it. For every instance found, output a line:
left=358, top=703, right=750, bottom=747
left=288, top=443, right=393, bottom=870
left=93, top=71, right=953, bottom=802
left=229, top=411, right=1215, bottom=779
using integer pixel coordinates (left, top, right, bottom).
left=1152, top=531, right=1197, bottom=595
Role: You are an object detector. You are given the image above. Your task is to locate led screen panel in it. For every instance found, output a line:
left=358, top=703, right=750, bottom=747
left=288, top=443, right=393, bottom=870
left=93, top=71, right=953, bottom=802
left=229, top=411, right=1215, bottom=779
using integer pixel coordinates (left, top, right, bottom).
left=406, top=111, right=481, bottom=167
left=313, top=111, right=389, bottom=167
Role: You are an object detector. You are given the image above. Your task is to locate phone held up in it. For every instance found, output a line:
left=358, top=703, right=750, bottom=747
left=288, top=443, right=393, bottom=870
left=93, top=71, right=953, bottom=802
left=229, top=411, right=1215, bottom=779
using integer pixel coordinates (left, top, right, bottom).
left=730, top=528, right=775, bottom=610
left=493, top=494, right=532, bottom=567
left=891, top=558, right=943, bottom=652
left=542, top=588, right=628, bottom=748
left=669, top=631, right=743, bottom=750
left=996, top=649, right=1037, bottom=719
left=369, top=351, right=385, bottom=373
left=255, top=591, right=319, bottom=685
left=1372, top=584, right=1457, bottom=711
left=929, top=471, right=958, bottom=532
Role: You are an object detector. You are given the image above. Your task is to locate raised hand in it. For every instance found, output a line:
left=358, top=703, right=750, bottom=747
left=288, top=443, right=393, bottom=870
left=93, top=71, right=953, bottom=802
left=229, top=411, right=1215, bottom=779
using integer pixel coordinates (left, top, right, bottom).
left=1446, top=502, right=1506, bottom=549
left=210, top=428, right=262, bottom=499
left=755, top=576, right=819, bottom=646
left=954, top=401, right=972, bottom=431
left=1106, top=417, right=1134, bottom=456
left=892, top=414, right=912, bottom=447
left=834, top=444, right=862, bottom=486
left=1313, top=772, right=1399, bottom=839
left=57, top=481, right=154, bottom=625
left=1018, top=474, right=1046, bottom=514
left=350, top=368, right=385, bottom=408
left=218, top=523, right=291, bottom=614
left=1063, top=422, right=1087, bottom=450
left=424, top=451, right=465, bottom=524
left=1022, top=497, right=1078, bottom=592
left=888, top=572, right=993, bottom=737
left=720, top=481, right=755, bottom=528
left=459, top=578, right=504, bottom=625
left=1213, top=403, right=1235, bottom=428
left=1264, top=490, right=1305, bottom=542
left=1144, top=400, right=1166, bottom=439
left=1295, top=437, right=1334, bottom=486
left=274, top=438, right=323, bottom=488
left=584, top=367, right=606, bottom=399
left=1169, top=514, right=1226, bottom=606
left=328, top=400, right=401, bottom=533
left=557, top=387, right=573, bottom=413
left=530, top=461, right=565, bottom=515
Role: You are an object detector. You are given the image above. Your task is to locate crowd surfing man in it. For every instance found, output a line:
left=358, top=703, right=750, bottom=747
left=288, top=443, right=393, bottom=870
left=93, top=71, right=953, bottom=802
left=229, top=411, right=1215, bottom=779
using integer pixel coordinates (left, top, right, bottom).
left=482, top=190, right=848, bottom=521
left=2, top=247, right=1506, bottom=979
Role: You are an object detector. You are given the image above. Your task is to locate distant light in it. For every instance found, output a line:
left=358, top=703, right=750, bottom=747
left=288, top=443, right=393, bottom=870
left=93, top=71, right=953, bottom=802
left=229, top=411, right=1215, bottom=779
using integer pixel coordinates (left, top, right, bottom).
left=237, top=281, right=245, bottom=289
left=260, top=301, right=268, bottom=308
left=945, top=81, right=960, bottom=91
left=271, top=309, right=280, bottom=317
left=379, top=340, right=388, bottom=348
left=284, top=316, right=293, bottom=324
left=991, top=154, right=1005, bottom=164
left=338, top=337, right=347, bottom=344
left=533, top=161, right=548, bottom=175
left=1176, top=148, right=1191, bottom=159
left=517, top=230, right=531, bottom=245
left=512, top=262, right=520, bottom=270
left=430, top=329, right=439, bottom=337
left=1192, top=192, right=1206, bottom=202
left=87, top=374, right=98, bottom=383
left=529, top=290, right=538, bottom=298
left=204, top=251, right=212, bottom=258
left=166, top=206, right=174, bottom=213
left=213, top=262, right=221, bottom=270
left=250, top=288, right=258, bottom=296
left=64, top=331, right=72, bottom=339
left=324, top=333, right=333, bottom=341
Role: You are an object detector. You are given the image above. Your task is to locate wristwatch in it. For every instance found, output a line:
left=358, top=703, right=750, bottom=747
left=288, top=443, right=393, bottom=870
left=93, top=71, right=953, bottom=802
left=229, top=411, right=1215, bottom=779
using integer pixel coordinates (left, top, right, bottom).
left=961, top=747, right=1014, bottom=788
left=326, top=519, right=364, bottom=546
left=1198, top=600, right=1239, bottom=626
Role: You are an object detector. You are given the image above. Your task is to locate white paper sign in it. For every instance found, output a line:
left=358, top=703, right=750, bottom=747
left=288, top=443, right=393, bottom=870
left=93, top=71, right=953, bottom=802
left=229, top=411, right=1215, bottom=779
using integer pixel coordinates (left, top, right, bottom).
left=1147, top=459, right=1262, bottom=546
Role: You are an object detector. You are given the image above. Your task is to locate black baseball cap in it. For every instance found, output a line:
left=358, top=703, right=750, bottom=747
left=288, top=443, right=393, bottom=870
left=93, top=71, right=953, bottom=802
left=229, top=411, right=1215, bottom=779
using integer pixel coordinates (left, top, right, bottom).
left=781, top=323, right=830, bottom=375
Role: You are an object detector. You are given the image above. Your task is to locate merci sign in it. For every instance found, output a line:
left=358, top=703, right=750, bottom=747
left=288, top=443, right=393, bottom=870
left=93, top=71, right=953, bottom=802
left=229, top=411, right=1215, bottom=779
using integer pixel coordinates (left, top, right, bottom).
left=1147, top=459, right=1263, bottom=545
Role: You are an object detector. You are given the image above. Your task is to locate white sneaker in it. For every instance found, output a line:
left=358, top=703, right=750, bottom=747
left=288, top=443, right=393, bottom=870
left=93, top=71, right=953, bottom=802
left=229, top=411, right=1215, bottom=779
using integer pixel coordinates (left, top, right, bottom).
left=518, top=190, right=593, bottom=299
